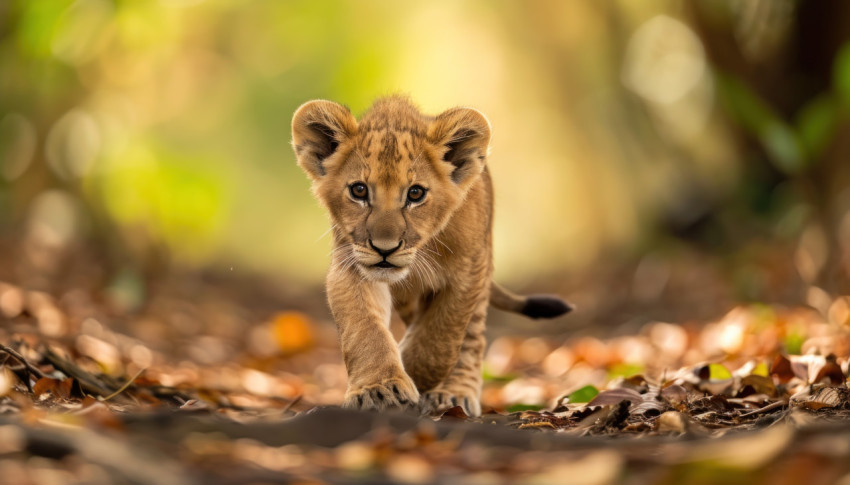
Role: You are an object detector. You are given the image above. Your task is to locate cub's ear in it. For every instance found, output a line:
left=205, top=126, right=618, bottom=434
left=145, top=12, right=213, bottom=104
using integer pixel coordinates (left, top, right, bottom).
left=427, top=107, right=491, bottom=186
left=291, top=100, right=358, bottom=180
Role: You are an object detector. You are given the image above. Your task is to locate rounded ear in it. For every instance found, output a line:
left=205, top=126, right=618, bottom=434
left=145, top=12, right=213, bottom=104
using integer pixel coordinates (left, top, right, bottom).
left=291, top=100, right=358, bottom=180
left=427, top=107, right=491, bottom=186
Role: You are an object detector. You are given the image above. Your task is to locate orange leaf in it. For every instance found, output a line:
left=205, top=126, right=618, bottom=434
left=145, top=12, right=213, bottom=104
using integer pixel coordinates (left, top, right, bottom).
left=814, top=361, right=846, bottom=385
left=271, top=311, right=315, bottom=355
left=770, top=355, right=794, bottom=383
left=57, top=378, right=77, bottom=399
left=33, top=377, right=59, bottom=398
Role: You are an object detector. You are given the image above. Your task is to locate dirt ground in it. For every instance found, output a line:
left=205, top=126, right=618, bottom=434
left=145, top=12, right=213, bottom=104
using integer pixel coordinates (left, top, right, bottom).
left=1, top=238, right=850, bottom=484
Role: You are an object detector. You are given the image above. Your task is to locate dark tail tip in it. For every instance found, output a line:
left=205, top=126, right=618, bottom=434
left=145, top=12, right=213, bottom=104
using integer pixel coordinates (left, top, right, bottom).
left=521, top=295, right=573, bottom=319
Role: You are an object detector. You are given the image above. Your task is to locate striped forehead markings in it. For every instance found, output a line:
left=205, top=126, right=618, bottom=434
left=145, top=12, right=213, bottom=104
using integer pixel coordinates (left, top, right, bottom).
left=377, top=131, right=401, bottom=165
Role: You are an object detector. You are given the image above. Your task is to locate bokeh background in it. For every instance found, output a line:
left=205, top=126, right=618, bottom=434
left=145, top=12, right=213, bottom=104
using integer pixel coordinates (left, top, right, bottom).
left=2, top=0, right=850, bottom=326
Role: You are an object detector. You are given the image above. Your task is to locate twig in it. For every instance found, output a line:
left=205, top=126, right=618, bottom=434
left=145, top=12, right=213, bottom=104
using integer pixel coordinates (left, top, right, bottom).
left=102, top=368, right=146, bottom=401
left=740, top=400, right=787, bottom=418
left=0, top=343, right=50, bottom=385
left=43, top=347, right=121, bottom=397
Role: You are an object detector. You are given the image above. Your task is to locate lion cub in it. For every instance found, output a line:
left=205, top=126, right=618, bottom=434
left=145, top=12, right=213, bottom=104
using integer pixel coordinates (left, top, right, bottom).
left=291, top=96, right=570, bottom=416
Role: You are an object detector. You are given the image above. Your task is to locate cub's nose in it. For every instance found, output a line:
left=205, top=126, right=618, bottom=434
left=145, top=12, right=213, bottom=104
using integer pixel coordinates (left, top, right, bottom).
left=369, top=239, right=402, bottom=258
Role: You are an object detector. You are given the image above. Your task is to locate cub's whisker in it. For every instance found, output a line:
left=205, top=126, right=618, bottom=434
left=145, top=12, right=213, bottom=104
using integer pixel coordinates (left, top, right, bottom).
left=434, top=236, right=453, bottom=255
left=316, top=224, right=338, bottom=243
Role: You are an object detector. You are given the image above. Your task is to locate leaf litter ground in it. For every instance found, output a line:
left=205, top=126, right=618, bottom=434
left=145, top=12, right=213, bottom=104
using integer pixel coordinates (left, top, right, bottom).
left=2, top=266, right=850, bottom=484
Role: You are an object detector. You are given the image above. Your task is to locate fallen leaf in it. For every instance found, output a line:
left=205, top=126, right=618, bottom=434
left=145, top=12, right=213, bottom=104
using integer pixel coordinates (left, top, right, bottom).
left=751, top=362, right=770, bottom=377
left=656, top=411, right=687, bottom=433
left=661, top=384, right=688, bottom=408
left=271, top=311, right=315, bottom=355
left=771, top=355, right=794, bottom=383
left=691, top=395, right=734, bottom=414
left=617, top=374, right=649, bottom=393
left=33, top=377, right=59, bottom=398
left=794, top=387, right=850, bottom=410
left=813, top=355, right=846, bottom=385
left=588, top=388, right=642, bottom=406
left=739, top=375, right=777, bottom=397
left=567, top=385, right=599, bottom=404
left=630, top=395, right=667, bottom=416
left=440, top=406, right=469, bottom=420
left=57, top=378, right=82, bottom=399
left=518, top=420, right=557, bottom=430
left=0, top=368, right=17, bottom=398
left=707, top=363, right=732, bottom=380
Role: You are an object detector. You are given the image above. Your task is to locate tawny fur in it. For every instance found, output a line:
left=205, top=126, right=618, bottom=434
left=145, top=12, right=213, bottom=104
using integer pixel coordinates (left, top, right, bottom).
left=291, top=96, right=569, bottom=416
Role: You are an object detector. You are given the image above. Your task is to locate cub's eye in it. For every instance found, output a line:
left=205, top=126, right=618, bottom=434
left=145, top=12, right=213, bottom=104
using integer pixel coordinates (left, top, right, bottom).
left=349, top=183, right=368, bottom=200
left=407, top=185, right=427, bottom=203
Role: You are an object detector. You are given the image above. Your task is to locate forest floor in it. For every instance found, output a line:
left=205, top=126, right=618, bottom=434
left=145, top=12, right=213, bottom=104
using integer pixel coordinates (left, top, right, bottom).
left=1, top=240, right=850, bottom=484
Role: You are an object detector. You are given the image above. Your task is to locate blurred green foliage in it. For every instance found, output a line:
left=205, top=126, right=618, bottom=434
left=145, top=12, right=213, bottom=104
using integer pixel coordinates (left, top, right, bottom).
left=1, top=0, right=849, bottom=293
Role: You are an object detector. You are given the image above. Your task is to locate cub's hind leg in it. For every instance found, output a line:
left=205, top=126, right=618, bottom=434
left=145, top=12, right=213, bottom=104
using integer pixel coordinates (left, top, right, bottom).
left=398, top=280, right=488, bottom=389
left=417, top=298, right=487, bottom=417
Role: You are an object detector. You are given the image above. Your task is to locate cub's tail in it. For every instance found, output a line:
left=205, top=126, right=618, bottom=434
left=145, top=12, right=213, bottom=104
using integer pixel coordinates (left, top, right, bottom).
left=489, top=282, right=573, bottom=319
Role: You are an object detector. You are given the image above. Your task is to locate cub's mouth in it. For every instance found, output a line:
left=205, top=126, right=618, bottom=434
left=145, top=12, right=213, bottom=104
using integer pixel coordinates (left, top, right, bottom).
left=351, top=245, right=415, bottom=282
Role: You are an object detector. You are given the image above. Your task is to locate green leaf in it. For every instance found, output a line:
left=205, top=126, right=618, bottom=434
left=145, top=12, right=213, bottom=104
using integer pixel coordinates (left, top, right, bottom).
left=834, top=42, right=850, bottom=112
left=567, top=385, right=599, bottom=403
left=759, top=121, right=805, bottom=175
left=784, top=332, right=805, bottom=355
left=708, top=363, right=732, bottom=380
left=608, top=363, right=644, bottom=379
left=715, top=70, right=807, bottom=174
left=715, top=70, right=773, bottom=135
left=506, top=403, right=544, bottom=413
left=796, top=94, right=839, bottom=160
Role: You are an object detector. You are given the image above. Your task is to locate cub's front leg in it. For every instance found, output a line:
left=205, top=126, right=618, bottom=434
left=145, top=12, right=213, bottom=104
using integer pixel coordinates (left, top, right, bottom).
left=327, top=264, right=419, bottom=412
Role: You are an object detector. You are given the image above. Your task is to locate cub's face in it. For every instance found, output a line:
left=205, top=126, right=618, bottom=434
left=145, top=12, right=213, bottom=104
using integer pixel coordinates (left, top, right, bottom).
left=291, top=98, right=490, bottom=283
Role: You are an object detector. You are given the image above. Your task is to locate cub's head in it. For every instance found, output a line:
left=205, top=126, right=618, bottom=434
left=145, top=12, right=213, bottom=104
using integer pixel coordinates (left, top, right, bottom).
left=291, top=97, right=490, bottom=283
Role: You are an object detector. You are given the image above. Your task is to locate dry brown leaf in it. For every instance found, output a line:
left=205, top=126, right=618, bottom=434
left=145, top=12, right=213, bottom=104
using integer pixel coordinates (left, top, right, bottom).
left=518, top=420, right=557, bottom=430
left=656, top=410, right=687, bottom=433
left=0, top=368, right=18, bottom=398
left=794, top=387, right=850, bottom=410
left=813, top=356, right=846, bottom=385
left=739, top=375, right=777, bottom=397
left=440, top=405, right=469, bottom=420
left=771, top=355, right=795, bottom=383
left=33, top=377, right=59, bottom=398
left=57, top=378, right=80, bottom=400
left=661, top=384, right=688, bottom=408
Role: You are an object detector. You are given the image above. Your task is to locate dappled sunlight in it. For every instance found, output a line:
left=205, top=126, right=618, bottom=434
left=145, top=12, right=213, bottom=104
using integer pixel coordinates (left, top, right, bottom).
left=3, top=0, right=814, bottom=285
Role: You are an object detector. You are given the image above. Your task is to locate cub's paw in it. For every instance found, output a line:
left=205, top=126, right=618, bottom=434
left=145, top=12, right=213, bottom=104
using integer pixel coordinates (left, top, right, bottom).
left=419, top=389, right=482, bottom=417
left=342, top=377, right=420, bottom=413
